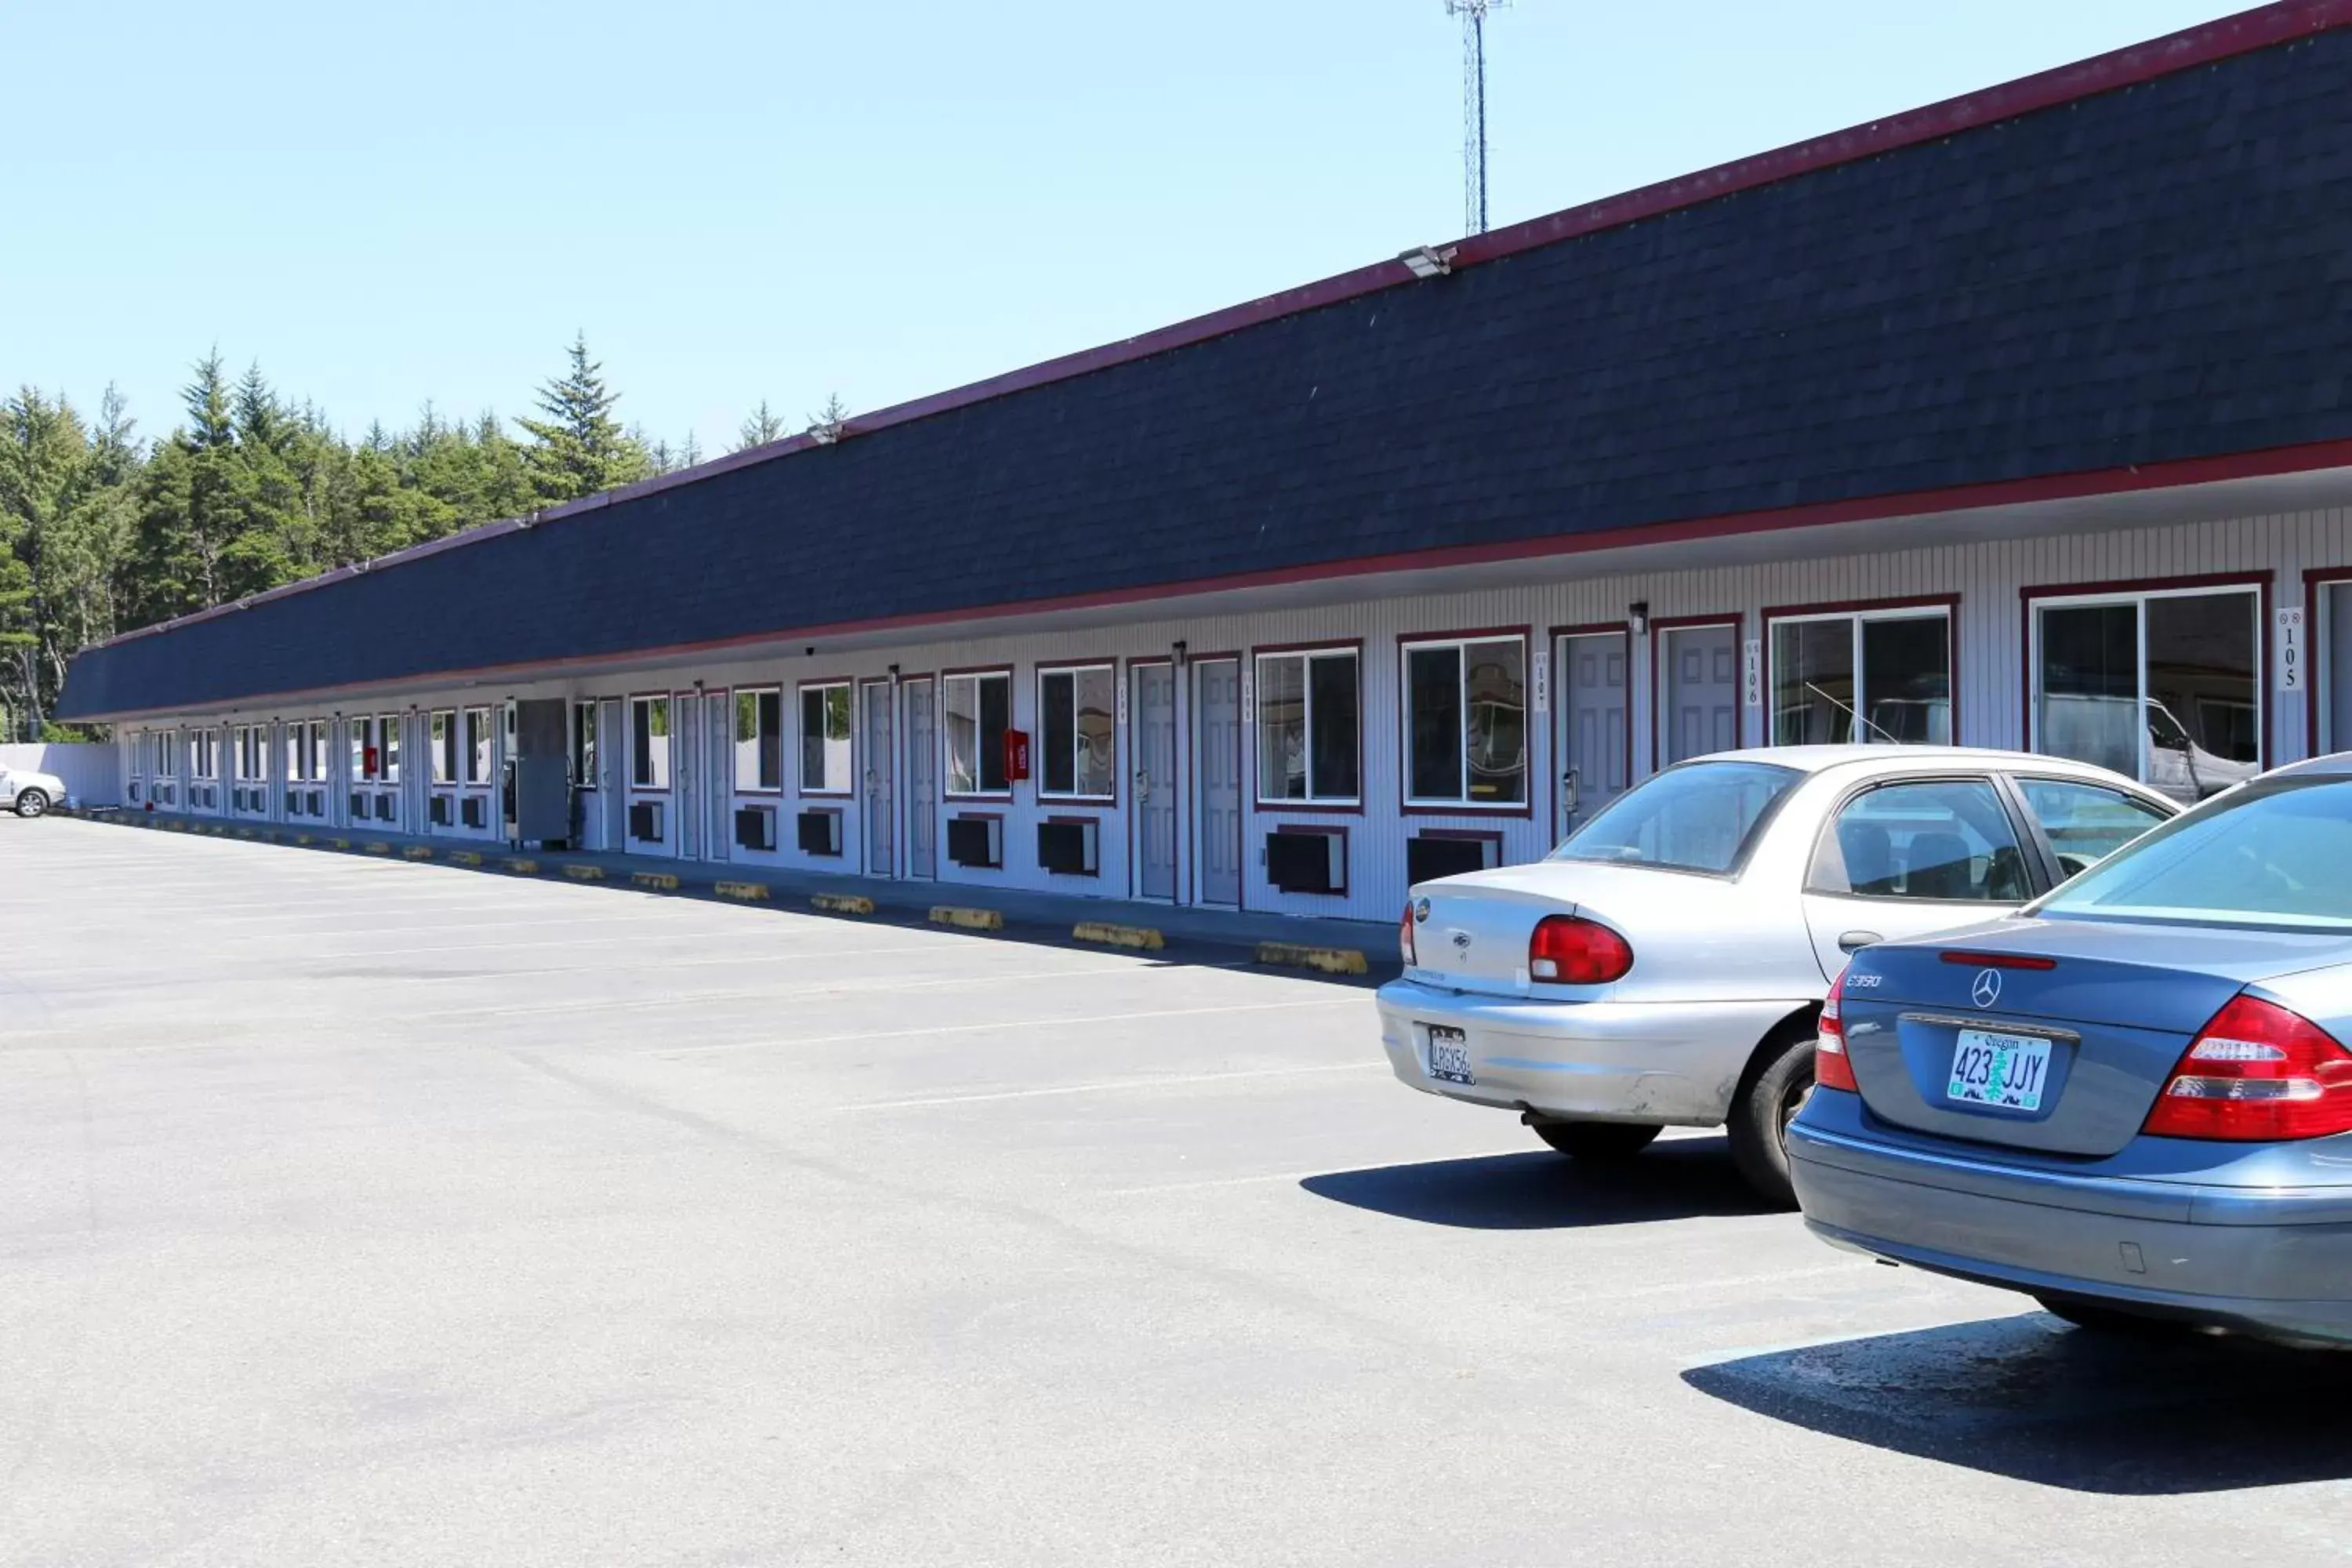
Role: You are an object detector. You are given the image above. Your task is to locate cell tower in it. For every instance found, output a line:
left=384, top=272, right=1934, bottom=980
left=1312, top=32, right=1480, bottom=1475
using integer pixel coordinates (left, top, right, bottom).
left=1445, top=0, right=1506, bottom=234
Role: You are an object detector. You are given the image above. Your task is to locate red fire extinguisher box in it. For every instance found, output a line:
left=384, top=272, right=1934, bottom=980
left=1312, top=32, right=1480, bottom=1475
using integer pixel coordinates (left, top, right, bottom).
left=1002, top=728, right=1031, bottom=783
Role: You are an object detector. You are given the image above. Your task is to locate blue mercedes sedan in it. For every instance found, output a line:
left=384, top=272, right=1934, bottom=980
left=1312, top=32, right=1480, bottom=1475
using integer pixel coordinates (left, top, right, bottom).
left=1790, top=754, right=2352, bottom=1346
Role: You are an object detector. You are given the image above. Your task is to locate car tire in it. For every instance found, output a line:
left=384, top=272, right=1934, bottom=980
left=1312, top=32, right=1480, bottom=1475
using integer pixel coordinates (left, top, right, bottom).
left=13, top=789, right=48, bottom=819
left=2034, top=1294, right=2197, bottom=1337
left=1533, top=1121, right=1661, bottom=1161
left=1729, top=1029, right=1817, bottom=1207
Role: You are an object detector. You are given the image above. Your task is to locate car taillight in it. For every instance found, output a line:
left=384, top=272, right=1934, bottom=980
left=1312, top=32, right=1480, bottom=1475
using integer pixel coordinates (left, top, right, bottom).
left=1815, top=967, right=1857, bottom=1092
left=1527, top=915, right=1632, bottom=985
left=1399, top=902, right=1417, bottom=967
left=2142, top=994, right=2352, bottom=1142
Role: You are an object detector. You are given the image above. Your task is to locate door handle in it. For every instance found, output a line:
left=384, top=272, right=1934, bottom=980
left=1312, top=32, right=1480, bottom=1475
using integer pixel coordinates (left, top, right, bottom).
left=1837, top=931, right=1882, bottom=954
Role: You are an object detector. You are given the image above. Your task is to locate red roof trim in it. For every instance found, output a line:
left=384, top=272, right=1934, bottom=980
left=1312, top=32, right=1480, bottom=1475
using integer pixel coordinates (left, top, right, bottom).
left=79, top=432, right=2352, bottom=721
left=84, top=0, right=2352, bottom=655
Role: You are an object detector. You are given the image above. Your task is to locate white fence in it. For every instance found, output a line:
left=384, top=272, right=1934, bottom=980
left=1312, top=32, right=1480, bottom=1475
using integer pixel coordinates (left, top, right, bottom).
left=0, top=742, right=119, bottom=806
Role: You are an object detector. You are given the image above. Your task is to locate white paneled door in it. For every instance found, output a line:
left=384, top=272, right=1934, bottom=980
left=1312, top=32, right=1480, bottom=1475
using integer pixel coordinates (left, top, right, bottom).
left=1193, top=658, right=1242, bottom=907
left=862, top=680, right=895, bottom=877
left=704, top=691, right=731, bottom=863
left=1558, top=630, right=1629, bottom=840
left=1134, top=662, right=1178, bottom=901
left=1661, top=623, right=1741, bottom=766
left=675, top=693, right=702, bottom=860
left=904, top=677, right=937, bottom=880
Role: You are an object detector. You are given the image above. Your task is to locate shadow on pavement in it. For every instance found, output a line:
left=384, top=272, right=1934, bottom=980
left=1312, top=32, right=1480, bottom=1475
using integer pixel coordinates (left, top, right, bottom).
left=1684, top=1312, right=2352, bottom=1494
left=1298, top=1137, right=1777, bottom=1229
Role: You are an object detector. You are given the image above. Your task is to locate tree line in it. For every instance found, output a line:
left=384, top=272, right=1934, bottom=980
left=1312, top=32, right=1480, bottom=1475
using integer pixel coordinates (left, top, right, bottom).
left=0, top=336, right=833, bottom=739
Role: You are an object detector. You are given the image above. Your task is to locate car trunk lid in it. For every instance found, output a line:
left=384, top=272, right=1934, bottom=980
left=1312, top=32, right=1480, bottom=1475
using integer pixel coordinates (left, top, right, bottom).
left=1838, top=916, right=2347, bottom=1156
left=1404, top=862, right=1661, bottom=997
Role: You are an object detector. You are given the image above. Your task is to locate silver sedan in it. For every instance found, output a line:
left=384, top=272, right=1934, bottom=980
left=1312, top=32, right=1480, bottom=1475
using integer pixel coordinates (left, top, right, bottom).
left=1377, top=746, right=2175, bottom=1203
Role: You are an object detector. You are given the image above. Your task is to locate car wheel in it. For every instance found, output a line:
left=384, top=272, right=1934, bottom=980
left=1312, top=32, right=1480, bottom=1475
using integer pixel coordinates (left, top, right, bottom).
left=1729, top=1029, right=1816, bottom=1207
left=2034, top=1294, right=2198, bottom=1337
left=13, top=789, right=48, bottom=819
left=1533, top=1121, right=1661, bottom=1161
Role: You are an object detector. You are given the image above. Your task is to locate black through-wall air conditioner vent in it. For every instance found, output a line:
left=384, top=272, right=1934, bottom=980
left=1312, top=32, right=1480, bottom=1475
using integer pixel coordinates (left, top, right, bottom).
left=1406, top=835, right=1496, bottom=886
left=1037, top=819, right=1098, bottom=876
left=1266, top=829, right=1345, bottom=895
left=947, top=815, right=1003, bottom=869
left=796, top=809, right=841, bottom=856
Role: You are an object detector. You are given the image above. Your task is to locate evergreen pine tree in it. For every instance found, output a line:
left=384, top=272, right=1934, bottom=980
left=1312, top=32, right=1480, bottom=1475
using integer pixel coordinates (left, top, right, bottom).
left=15, top=341, right=711, bottom=691
left=2, top=388, right=140, bottom=735
left=131, top=350, right=240, bottom=615
left=516, top=333, right=651, bottom=504
left=807, top=392, right=849, bottom=433
left=226, top=361, right=309, bottom=586
left=735, top=400, right=786, bottom=452
left=183, top=350, right=235, bottom=450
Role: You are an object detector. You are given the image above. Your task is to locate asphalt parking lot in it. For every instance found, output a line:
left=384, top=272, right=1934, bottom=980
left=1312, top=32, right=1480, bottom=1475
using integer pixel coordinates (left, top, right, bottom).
left=7, top=819, right=2352, bottom=1566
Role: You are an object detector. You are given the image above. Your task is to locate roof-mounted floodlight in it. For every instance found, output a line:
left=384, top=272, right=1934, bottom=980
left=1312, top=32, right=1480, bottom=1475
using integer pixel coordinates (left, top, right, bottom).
left=1398, top=245, right=1458, bottom=279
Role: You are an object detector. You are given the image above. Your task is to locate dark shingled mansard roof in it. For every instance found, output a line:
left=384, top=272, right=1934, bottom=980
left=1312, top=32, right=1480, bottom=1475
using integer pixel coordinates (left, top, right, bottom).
left=57, top=2, right=2352, bottom=719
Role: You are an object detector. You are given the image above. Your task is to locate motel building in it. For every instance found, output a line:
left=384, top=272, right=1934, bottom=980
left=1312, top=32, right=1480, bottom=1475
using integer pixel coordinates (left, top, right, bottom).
left=54, top=3, right=2352, bottom=929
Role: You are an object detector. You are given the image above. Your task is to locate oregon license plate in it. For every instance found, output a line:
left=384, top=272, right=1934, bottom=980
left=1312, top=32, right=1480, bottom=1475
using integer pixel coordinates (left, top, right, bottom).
left=1425, top=1025, right=1475, bottom=1086
left=1947, top=1028, right=2053, bottom=1112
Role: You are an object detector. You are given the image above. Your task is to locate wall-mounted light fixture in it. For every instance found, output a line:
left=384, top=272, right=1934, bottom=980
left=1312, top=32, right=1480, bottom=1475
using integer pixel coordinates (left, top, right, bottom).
left=1628, top=601, right=1650, bottom=637
left=1398, top=244, right=1458, bottom=280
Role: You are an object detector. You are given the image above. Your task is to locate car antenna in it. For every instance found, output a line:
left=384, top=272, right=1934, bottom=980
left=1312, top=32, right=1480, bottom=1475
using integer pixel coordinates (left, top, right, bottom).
left=1802, top=682, right=1904, bottom=745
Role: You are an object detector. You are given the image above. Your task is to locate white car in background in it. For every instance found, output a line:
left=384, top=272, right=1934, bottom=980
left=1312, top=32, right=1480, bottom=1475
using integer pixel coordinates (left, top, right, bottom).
left=1378, top=746, right=2176, bottom=1203
left=0, top=764, right=68, bottom=818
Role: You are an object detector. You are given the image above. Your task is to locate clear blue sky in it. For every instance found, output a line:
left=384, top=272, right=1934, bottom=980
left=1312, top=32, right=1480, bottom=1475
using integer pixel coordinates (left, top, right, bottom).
left=2, top=0, right=2235, bottom=457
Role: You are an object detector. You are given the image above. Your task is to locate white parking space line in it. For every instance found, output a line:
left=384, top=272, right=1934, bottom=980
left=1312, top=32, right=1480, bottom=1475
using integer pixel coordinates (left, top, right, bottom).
left=360, top=942, right=1003, bottom=982
left=24, top=912, right=687, bottom=943
left=832, top=1060, right=1383, bottom=1112
left=1098, top=1161, right=1420, bottom=1197
left=413, top=960, right=1273, bottom=1023
left=0, top=938, right=992, bottom=983
left=664, top=996, right=1369, bottom=1059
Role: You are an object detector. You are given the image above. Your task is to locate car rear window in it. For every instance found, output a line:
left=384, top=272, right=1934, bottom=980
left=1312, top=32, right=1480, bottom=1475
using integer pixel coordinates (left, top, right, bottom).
left=1552, top=760, right=1800, bottom=876
left=2037, top=777, right=2352, bottom=927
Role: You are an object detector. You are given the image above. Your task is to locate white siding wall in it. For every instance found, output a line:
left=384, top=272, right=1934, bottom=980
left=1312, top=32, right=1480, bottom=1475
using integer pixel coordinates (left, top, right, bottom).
left=119, top=503, right=2352, bottom=924
left=0, top=742, right=120, bottom=805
